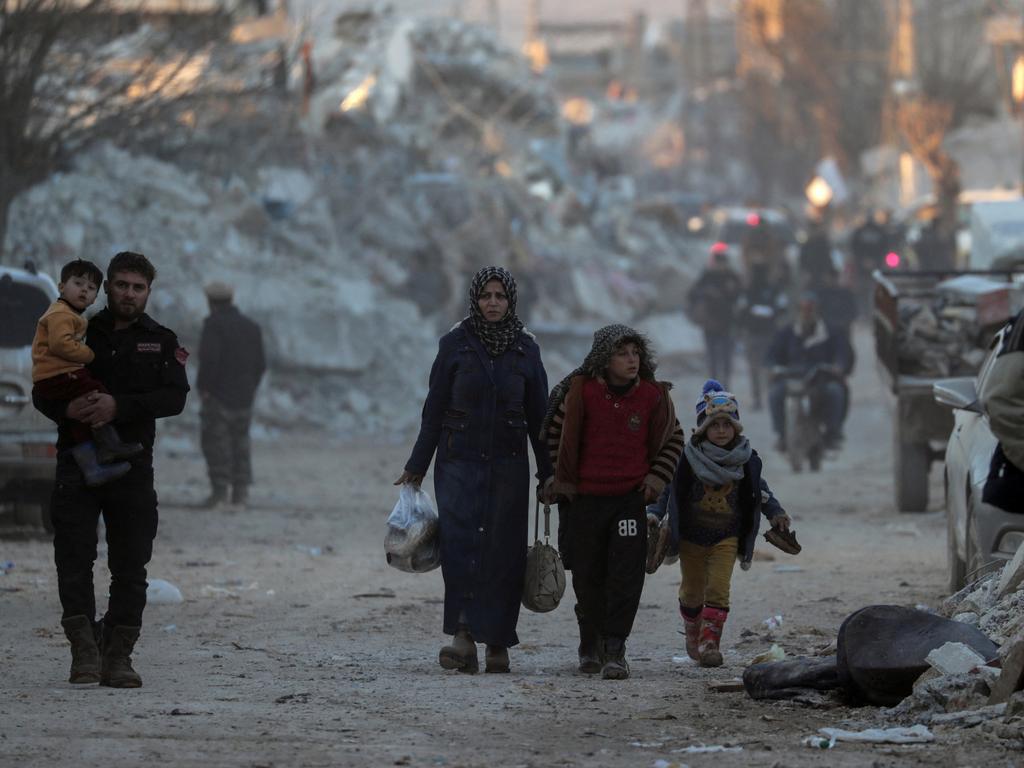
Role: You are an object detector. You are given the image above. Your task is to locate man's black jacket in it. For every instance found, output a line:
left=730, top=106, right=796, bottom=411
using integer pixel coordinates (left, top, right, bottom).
left=197, top=304, right=266, bottom=409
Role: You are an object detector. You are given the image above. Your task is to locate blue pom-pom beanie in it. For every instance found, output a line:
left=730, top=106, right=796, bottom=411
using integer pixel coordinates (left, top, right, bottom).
left=694, top=379, right=743, bottom=437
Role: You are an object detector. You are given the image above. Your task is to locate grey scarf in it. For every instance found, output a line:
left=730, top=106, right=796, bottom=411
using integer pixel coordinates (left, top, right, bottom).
left=684, top=437, right=752, bottom=486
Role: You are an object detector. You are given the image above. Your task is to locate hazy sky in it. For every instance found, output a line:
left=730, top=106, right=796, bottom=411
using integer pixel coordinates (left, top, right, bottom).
left=293, top=0, right=733, bottom=49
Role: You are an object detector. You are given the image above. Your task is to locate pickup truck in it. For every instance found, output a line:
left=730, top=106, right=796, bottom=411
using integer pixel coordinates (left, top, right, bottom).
left=873, top=269, right=1024, bottom=511
left=0, top=264, right=58, bottom=531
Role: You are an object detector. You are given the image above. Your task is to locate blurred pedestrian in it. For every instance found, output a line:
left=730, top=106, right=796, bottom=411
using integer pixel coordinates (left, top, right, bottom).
left=198, top=281, right=266, bottom=510
left=738, top=251, right=789, bottom=411
left=396, top=266, right=553, bottom=674
left=541, top=325, right=684, bottom=680
left=850, top=210, right=891, bottom=311
left=33, top=251, right=189, bottom=688
left=687, top=252, right=743, bottom=385
left=798, top=219, right=835, bottom=289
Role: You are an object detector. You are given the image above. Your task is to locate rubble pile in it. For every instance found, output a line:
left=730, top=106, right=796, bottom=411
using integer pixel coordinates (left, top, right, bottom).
left=896, top=275, right=1024, bottom=378
left=5, top=8, right=706, bottom=434
left=885, top=545, right=1024, bottom=742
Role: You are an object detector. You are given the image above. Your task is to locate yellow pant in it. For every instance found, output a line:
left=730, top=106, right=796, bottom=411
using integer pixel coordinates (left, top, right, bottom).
left=678, top=537, right=738, bottom=610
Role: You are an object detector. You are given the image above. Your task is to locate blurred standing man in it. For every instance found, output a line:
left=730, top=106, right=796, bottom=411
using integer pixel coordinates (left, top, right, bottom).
left=687, top=252, right=743, bottom=385
left=198, top=281, right=266, bottom=510
left=33, top=251, right=189, bottom=688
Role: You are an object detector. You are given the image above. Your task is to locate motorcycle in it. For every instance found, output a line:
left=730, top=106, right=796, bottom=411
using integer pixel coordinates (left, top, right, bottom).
left=773, top=364, right=843, bottom=473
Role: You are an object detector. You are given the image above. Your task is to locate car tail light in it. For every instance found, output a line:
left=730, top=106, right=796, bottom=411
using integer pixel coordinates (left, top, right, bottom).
left=885, top=251, right=900, bottom=268
left=22, top=443, right=56, bottom=459
left=746, top=212, right=761, bottom=227
left=711, top=241, right=728, bottom=255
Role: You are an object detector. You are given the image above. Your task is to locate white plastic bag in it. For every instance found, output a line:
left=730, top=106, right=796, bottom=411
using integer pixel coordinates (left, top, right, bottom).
left=385, top=484, right=440, bottom=573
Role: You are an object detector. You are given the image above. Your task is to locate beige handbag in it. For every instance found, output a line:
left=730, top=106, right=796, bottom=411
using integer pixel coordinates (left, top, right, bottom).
left=522, top=502, right=566, bottom=613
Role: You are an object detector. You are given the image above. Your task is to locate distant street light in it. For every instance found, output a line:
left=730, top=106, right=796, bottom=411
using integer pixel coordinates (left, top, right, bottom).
left=1014, top=54, right=1024, bottom=190
left=805, top=176, right=833, bottom=209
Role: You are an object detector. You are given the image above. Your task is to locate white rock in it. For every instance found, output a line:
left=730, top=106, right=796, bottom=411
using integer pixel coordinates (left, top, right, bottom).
left=925, top=641, right=986, bottom=676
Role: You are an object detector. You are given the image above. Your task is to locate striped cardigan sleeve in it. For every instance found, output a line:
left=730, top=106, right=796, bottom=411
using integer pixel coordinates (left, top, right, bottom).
left=647, top=419, right=685, bottom=492
left=545, top=398, right=566, bottom=472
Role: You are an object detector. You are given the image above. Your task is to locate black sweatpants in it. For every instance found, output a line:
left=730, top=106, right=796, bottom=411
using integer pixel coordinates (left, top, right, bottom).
left=51, top=453, right=159, bottom=627
left=567, top=490, right=647, bottom=641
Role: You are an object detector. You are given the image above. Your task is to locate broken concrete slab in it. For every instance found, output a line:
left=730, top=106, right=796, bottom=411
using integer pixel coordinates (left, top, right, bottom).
left=988, top=634, right=1024, bottom=705
left=996, top=541, right=1024, bottom=600
left=926, top=642, right=987, bottom=676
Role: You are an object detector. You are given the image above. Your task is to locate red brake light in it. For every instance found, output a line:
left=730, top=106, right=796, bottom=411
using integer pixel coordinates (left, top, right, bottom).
left=746, top=212, right=761, bottom=227
left=885, top=251, right=900, bottom=268
left=711, top=241, right=728, bottom=255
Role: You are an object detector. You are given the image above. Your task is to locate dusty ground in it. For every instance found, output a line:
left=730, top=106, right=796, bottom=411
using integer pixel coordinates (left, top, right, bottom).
left=1, top=328, right=1021, bottom=768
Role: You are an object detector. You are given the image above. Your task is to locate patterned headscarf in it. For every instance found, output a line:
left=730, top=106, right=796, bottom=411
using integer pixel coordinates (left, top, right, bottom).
left=539, top=323, right=658, bottom=439
left=467, top=266, right=524, bottom=358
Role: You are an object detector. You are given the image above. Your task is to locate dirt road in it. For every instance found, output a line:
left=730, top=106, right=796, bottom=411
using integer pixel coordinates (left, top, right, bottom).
left=1, top=329, right=1018, bottom=767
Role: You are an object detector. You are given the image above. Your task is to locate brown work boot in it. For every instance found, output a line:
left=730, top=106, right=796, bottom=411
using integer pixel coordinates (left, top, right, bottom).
left=438, top=625, right=478, bottom=674
left=698, top=606, right=728, bottom=668
left=61, top=615, right=100, bottom=684
left=485, top=645, right=510, bottom=673
left=100, top=624, right=143, bottom=688
left=601, top=636, right=630, bottom=680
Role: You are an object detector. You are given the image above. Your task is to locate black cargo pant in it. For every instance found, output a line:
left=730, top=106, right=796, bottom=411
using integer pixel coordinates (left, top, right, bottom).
left=567, top=490, right=647, bottom=641
left=51, top=453, right=158, bottom=627
left=200, top=395, right=253, bottom=490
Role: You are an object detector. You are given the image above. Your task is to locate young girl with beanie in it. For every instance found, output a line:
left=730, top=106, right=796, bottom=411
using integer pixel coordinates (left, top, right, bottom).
left=651, top=379, right=790, bottom=667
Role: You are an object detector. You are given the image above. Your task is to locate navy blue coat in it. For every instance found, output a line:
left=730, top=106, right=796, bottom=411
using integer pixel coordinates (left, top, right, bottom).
left=649, top=448, right=785, bottom=567
left=406, top=321, right=553, bottom=647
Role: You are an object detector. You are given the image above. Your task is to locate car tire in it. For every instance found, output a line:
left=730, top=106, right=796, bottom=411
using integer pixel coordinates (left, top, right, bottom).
left=945, top=473, right=966, bottom=592
left=895, top=434, right=929, bottom=512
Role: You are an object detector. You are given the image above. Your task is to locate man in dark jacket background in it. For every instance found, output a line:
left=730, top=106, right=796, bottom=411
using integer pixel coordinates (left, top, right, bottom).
left=198, top=281, right=266, bottom=509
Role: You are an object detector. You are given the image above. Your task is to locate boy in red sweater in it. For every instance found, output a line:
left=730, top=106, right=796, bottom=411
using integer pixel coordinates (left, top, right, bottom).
left=541, top=325, right=683, bottom=679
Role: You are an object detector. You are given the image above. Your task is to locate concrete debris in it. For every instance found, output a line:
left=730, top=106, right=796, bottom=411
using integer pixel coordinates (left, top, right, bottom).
left=5, top=9, right=711, bottom=435
left=996, top=540, right=1024, bottom=600
left=925, top=642, right=987, bottom=677
left=988, top=633, right=1024, bottom=705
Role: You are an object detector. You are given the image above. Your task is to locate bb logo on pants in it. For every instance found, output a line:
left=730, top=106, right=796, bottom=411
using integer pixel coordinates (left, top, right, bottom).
left=618, top=519, right=638, bottom=537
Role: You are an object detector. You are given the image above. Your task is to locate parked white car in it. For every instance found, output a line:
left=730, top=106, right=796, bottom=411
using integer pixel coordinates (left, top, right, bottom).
left=0, top=264, right=59, bottom=531
left=934, top=322, right=1024, bottom=590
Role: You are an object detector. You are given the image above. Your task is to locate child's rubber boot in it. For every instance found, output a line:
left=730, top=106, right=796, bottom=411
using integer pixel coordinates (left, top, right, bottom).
left=92, top=424, right=143, bottom=464
left=600, top=636, right=630, bottom=680
left=679, top=602, right=702, bottom=661
left=439, top=624, right=478, bottom=673
left=698, top=606, right=729, bottom=668
left=71, top=442, right=131, bottom=487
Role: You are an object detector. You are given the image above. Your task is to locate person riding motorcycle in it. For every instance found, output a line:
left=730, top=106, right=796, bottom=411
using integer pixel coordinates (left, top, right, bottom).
left=766, top=292, right=853, bottom=451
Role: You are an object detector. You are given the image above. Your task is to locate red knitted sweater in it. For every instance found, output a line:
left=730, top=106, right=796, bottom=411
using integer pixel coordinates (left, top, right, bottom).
left=577, top=378, right=662, bottom=495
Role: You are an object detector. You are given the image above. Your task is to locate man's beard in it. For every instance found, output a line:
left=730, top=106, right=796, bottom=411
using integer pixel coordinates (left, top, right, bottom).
left=110, top=296, right=147, bottom=321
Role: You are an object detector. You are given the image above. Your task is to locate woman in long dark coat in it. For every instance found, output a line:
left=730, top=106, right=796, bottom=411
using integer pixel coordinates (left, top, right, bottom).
left=396, top=266, right=554, bottom=674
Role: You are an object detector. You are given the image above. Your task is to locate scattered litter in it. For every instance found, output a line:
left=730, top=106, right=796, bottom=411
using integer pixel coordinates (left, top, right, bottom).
left=146, top=579, right=184, bottom=605
left=762, top=614, right=784, bottom=630
left=162, top=624, right=177, bottom=632
left=352, top=589, right=396, bottom=599
left=652, top=760, right=687, bottom=768
left=801, top=734, right=835, bottom=749
left=671, top=745, right=742, bottom=754
left=925, top=641, right=987, bottom=676
left=630, top=741, right=663, bottom=748
left=707, top=679, right=745, bottom=692
left=772, top=564, right=804, bottom=573
left=928, top=703, right=1006, bottom=725
left=748, top=644, right=786, bottom=665
left=914, top=603, right=934, bottom=613
left=671, top=654, right=695, bottom=665
left=295, top=545, right=322, bottom=557
left=0, top=560, right=13, bottom=574
left=819, top=725, right=934, bottom=744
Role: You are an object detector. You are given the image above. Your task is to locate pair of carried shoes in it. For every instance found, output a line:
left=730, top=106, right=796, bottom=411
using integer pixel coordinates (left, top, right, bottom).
left=438, top=625, right=509, bottom=674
